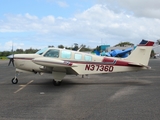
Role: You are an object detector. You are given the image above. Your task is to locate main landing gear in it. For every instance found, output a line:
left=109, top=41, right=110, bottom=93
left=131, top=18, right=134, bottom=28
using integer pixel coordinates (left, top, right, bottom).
left=53, top=79, right=61, bottom=86
left=52, top=69, right=65, bottom=86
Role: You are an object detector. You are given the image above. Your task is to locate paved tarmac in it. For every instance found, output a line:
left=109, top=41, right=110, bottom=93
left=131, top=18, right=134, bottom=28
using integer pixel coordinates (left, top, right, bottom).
left=0, top=59, right=160, bottom=120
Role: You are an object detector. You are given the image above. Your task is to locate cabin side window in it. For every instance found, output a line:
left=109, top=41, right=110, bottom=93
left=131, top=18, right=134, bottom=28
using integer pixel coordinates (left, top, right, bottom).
left=74, top=53, right=82, bottom=60
left=61, top=50, right=71, bottom=59
left=84, top=55, right=92, bottom=61
left=43, top=49, right=59, bottom=58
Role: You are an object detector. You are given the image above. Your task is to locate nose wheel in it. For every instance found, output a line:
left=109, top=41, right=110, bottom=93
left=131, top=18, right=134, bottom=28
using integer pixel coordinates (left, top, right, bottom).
left=12, top=77, right=18, bottom=84
left=11, top=71, right=19, bottom=84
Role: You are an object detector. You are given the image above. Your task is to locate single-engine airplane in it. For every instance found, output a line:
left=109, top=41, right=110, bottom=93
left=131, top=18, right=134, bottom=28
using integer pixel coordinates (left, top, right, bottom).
left=9, top=40, right=154, bottom=86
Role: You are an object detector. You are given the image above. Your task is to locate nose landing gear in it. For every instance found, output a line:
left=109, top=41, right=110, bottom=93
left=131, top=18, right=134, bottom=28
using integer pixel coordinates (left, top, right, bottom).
left=11, top=71, right=19, bottom=84
left=12, top=77, right=18, bottom=84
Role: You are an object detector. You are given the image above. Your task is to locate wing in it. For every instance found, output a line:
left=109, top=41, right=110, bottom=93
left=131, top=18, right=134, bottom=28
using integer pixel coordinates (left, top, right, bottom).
left=32, top=57, right=79, bottom=75
left=32, top=57, right=77, bottom=68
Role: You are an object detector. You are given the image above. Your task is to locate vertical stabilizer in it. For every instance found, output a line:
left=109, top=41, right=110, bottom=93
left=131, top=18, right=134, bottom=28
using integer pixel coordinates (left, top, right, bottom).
left=125, top=40, right=154, bottom=66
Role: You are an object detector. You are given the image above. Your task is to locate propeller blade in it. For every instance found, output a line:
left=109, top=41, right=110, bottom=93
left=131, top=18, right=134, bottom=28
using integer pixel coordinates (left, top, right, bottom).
left=8, top=42, right=14, bottom=66
left=8, top=59, right=13, bottom=66
left=7, top=55, right=14, bottom=66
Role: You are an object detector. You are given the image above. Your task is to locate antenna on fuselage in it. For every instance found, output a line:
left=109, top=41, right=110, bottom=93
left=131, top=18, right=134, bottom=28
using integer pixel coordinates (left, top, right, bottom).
left=77, top=45, right=84, bottom=52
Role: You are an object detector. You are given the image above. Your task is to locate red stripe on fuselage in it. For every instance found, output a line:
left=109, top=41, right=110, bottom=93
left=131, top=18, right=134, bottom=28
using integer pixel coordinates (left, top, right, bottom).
left=102, top=57, right=129, bottom=66
left=102, top=57, right=115, bottom=63
left=115, top=60, right=129, bottom=66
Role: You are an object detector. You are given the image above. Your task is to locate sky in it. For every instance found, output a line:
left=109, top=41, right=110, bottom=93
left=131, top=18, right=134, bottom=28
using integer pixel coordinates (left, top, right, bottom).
left=1, top=0, right=160, bottom=51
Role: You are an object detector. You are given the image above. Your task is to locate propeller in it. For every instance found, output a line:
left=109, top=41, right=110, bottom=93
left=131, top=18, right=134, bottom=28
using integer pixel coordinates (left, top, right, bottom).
left=7, top=55, right=14, bottom=66
left=7, top=43, right=14, bottom=66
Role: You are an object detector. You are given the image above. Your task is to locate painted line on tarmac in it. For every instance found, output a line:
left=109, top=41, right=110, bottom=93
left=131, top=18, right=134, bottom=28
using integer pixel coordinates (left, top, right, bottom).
left=14, top=80, right=34, bottom=94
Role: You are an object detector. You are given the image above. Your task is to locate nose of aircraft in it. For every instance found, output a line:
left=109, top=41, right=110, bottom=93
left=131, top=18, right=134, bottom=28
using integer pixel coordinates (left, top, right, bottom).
left=7, top=54, right=14, bottom=66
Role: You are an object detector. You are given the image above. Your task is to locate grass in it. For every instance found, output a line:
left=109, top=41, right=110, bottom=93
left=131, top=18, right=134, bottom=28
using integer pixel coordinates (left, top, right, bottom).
left=0, top=56, right=8, bottom=60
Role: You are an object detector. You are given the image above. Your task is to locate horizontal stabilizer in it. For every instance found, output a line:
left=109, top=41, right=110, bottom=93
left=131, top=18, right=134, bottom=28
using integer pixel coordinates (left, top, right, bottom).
left=128, top=62, right=151, bottom=69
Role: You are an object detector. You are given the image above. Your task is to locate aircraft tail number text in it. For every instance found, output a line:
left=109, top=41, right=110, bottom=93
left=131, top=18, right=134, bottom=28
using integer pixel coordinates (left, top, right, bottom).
left=85, top=64, right=114, bottom=72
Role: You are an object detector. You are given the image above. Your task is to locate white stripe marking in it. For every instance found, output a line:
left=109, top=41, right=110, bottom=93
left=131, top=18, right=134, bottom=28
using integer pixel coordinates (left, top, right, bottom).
left=14, top=80, right=34, bottom=93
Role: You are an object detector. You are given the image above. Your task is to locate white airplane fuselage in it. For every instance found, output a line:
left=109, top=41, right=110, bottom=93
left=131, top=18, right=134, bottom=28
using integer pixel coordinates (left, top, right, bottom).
left=14, top=49, right=146, bottom=75
left=11, top=40, right=154, bottom=85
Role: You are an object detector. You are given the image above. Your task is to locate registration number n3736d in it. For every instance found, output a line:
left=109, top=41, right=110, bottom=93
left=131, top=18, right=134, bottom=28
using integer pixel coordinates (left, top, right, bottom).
left=85, top=64, right=114, bottom=72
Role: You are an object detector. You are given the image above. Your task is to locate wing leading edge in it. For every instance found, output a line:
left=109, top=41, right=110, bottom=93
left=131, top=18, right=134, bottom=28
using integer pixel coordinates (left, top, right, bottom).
left=32, top=57, right=77, bottom=67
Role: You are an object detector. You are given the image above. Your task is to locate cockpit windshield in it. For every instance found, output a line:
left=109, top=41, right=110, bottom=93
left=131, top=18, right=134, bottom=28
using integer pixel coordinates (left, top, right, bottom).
left=44, top=49, right=59, bottom=58
left=35, top=48, right=48, bottom=55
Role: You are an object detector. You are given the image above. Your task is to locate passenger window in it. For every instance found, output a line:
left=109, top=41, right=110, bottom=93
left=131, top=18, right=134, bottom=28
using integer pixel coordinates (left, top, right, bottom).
left=61, top=50, right=71, bottom=59
left=85, top=55, right=92, bottom=61
left=44, top=49, right=59, bottom=58
left=74, top=53, right=82, bottom=60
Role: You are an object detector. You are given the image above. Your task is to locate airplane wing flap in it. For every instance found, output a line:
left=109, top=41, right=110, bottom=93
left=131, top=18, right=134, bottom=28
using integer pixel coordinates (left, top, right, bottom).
left=32, top=57, right=77, bottom=68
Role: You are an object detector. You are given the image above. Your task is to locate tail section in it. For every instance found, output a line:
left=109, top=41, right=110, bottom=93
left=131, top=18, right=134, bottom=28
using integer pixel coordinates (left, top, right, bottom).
left=125, top=40, right=154, bottom=66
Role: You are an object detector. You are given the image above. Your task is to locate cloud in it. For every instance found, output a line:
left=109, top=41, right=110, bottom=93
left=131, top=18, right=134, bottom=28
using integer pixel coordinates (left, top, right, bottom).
left=1, top=4, right=160, bottom=51
left=56, top=1, right=69, bottom=7
left=42, top=15, right=55, bottom=23
left=45, top=0, right=69, bottom=7
left=0, top=41, right=24, bottom=51
left=71, top=4, right=160, bottom=44
left=25, top=13, right=39, bottom=20
left=97, top=0, right=160, bottom=19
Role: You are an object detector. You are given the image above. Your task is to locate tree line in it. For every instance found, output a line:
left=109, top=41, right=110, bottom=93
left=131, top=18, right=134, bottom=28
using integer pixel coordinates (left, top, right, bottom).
left=0, top=41, right=139, bottom=58
left=0, top=48, right=39, bottom=57
left=0, top=44, right=94, bottom=57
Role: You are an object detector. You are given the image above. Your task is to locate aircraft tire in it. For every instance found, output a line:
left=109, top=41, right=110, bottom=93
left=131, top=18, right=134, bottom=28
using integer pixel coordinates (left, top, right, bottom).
left=53, top=80, right=61, bottom=86
left=12, top=77, right=18, bottom=84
